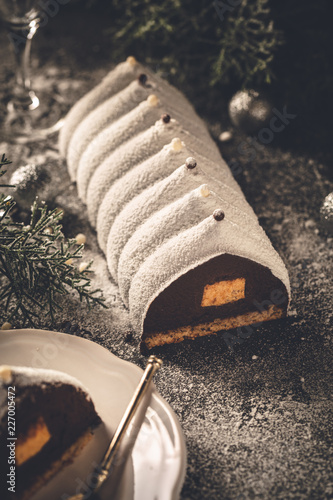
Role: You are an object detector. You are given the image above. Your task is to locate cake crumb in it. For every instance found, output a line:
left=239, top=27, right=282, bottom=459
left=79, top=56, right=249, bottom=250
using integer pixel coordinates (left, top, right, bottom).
left=219, top=131, right=233, bottom=142
left=1, top=322, right=12, bottom=331
left=79, top=262, right=89, bottom=273
left=0, top=365, right=12, bottom=383
left=75, top=233, right=86, bottom=245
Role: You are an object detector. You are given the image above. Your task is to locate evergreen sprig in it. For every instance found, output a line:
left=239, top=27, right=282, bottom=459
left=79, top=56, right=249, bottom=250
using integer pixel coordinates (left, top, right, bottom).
left=0, top=154, right=12, bottom=183
left=90, top=0, right=282, bottom=91
left=0, top=157, right=106, bottom=327
left=211, top=0, right=281, bottom=86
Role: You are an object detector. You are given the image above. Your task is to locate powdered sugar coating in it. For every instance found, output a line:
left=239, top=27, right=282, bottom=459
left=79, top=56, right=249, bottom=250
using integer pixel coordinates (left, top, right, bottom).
left=118, top=188, right=227, bottom=305
left=67, top=81, right=152, bottom=181
left=0, top=365, right=89, bottom=392
left=106, top=164, right=206, bottom=279
left=118, top=185, right=274, bottom=306
left=97, top=139, right=251, bottom=256
left=129, top=215, right=290, bottom=333
left=70, top=75, right=211, bottom=184
left=106, top=160, right=262, bottom=280
left=59, top=58, right=141, bottom=157
left=76, top=96, right=162, bottom=200
left=96, top=142, right=191, bottom=254
left=86, top=118, right=221, bottom=226
left=0, top=365, right=94, bottom=424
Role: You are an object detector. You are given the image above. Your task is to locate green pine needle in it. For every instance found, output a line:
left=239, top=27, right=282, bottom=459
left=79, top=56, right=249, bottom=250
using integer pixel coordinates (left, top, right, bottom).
left=0, top=154, right=12, bottom=179
left=94, top=0, right=282, bottom=92
left=0, top=157, right=106, bottom=328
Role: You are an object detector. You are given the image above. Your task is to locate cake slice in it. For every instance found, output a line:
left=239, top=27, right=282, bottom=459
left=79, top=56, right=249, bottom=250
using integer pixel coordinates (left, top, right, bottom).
left=0, top=365, right=101, bottom=500
left=60, top=57, right=290, bottom=352
left=128, top=212, right=289, bottom=351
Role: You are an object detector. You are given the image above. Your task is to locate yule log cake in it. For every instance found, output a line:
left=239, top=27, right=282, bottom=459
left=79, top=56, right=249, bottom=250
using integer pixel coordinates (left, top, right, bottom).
left=0, top=365, right=101, bottom=500
left=59, top=56, right=290, bottom=352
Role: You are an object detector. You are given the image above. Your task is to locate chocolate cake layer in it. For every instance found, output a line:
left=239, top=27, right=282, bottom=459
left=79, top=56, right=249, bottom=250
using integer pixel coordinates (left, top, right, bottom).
left=142, top=254, right=288, bottom=350
left=0, top=368, right=101, bottom=500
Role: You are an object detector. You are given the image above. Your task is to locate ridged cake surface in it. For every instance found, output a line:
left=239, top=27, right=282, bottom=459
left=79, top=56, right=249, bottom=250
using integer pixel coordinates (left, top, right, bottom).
left=59, top=57, right=290, bottom=352
left=106, top=162, right=258, bottom=279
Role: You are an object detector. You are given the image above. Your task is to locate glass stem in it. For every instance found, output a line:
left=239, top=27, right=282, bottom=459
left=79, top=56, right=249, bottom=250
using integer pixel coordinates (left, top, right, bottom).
left=8, top=21, right=39, bottom=111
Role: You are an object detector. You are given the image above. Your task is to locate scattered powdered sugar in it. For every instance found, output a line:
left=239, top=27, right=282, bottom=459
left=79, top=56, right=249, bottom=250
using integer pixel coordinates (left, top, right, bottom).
left=0, top=365, right=88, bottom=392
left=0, top=47, right=331, bottom=499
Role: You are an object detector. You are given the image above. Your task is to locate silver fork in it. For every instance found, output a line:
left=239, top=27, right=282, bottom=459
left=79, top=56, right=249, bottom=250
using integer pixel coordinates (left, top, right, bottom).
left=69, top=355, right=163, bottom=500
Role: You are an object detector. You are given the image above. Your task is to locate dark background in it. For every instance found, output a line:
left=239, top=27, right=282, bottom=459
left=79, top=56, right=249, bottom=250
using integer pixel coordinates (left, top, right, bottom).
left=2, top=0, right=332, bottom=161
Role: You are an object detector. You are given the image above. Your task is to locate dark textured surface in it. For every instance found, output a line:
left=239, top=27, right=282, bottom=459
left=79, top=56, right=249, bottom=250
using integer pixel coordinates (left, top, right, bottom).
left=0, top=7, right=332, bottom=500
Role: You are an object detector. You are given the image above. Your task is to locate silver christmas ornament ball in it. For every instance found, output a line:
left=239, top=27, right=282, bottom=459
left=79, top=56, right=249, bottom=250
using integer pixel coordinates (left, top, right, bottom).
left=320, top=192, right=333, bottom=235
left=228, top=89, right=272, bottom=134
left=10, top=164, right=51, bottom=211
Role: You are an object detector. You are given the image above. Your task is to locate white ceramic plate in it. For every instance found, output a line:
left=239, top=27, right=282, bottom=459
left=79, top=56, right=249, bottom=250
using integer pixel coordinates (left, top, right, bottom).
left=0, top=329, right=187, bottom=500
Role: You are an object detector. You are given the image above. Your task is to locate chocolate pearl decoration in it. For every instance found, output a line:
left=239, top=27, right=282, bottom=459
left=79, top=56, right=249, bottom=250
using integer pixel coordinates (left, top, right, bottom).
left=147, top=94, right=159, bottom=107
left=170, top=138, right=183, bottom=151
left=126, top=56, right=137, bottom=66
left=1, top=322, right=11, bottom=331
left=185, top=157, right=197, bottom=169
left=213, top=209, right=225, bottom=221
left=162, top=113, right=171, bottom=124
left=44, top=226, right=54, bottom=235
left=138, top=73, right=148, bottom=86
left=219, top=131, right=233, bottom=143
left=198, top=184, right=210, bottom=197
left=75, top=233, right=86, bottom=245
left=0, top=366, right=12, bottom=382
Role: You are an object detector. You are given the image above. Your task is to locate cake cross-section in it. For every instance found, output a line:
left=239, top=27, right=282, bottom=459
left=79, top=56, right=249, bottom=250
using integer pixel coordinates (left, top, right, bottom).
left=59, top=56, right=290, bottom=352
left=0, top=365, right=101, bottom=499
